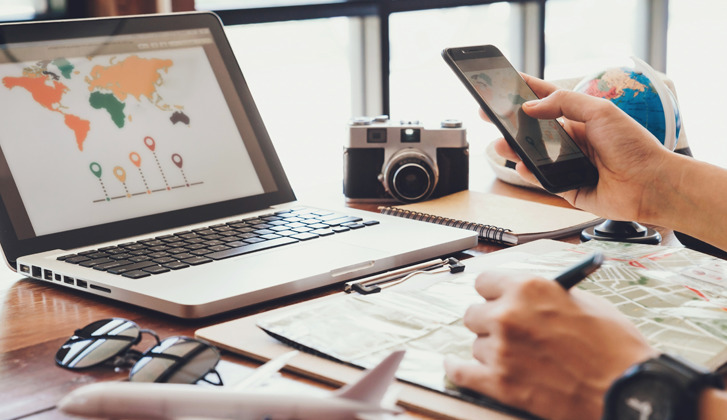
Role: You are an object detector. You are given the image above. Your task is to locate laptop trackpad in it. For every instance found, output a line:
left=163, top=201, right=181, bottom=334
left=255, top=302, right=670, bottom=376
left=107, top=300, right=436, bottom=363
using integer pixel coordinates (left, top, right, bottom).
left=198, top=239, right=387, bottom=294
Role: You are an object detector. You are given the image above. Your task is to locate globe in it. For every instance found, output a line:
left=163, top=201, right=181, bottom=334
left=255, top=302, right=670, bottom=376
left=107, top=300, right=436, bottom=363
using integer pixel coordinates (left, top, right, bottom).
left=576, top=58, right=681, bottom=245
left=574, top=60, right=681, bottom=151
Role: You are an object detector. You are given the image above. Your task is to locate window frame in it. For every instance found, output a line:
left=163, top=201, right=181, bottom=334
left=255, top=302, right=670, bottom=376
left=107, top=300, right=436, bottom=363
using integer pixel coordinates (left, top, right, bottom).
left=20, top=0, right=670, bottom=116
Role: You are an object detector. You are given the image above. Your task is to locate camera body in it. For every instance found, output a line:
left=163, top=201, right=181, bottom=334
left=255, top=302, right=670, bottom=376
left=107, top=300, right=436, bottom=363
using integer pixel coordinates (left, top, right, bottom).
left=343, top=116, right=469, bottom=203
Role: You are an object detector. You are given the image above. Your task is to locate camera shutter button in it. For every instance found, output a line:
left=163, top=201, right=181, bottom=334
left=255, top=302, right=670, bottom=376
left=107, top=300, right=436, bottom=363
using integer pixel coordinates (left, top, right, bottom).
left=441, top=119, right=463, bottom=128
left=351, top=117, right=373, bottom=125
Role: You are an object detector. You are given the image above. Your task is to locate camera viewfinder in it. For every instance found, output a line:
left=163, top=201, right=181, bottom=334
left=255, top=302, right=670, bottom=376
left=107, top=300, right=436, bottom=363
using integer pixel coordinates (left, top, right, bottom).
left=367, top=128, right=387, bottom=143
left=401, top=128, right=421, bottom=143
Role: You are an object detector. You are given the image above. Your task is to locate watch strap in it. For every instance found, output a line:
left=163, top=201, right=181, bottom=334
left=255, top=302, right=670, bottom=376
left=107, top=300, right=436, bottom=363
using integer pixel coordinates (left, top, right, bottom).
left=602, top=353, right=724, bottom=420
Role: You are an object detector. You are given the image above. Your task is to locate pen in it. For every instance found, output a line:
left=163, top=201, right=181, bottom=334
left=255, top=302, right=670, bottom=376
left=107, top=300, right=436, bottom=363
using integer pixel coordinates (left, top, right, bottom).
left=343, top=257, right=465, bottom=294
left=554, top=251, right=604, bottom=290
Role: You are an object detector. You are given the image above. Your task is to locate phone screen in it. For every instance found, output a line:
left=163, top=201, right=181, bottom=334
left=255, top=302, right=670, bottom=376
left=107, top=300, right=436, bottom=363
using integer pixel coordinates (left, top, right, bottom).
left=443, top=46, right=598, bottom=193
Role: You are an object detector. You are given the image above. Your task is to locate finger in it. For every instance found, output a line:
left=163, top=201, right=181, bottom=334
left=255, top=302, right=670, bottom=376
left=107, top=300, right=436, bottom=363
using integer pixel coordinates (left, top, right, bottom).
left=478, top=108, right=491, bottom=123
left=522, top=89, right=609, bottom=123
left=493, top=135, right=544, bottom=188
left=462, top=303, right=494, bottom=335
left=444, top=358, right=497, bottom=396
left=557, top=188, right=582, bottom=206
left=473, top=270, right=515, bottom=300
left=514, top=161, right=540, bottom=186
left=471, top=335, right=496, bottom=365
left=481, top=75, right=556, bottom=122
left=520, top=73, right=559, bottom=98
left=493, top=137, right=520, bottom=162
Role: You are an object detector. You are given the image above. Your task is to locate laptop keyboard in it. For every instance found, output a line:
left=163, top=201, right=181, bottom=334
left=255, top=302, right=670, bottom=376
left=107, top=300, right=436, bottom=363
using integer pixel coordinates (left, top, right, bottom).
left=57, top=208, right=380, bottom=279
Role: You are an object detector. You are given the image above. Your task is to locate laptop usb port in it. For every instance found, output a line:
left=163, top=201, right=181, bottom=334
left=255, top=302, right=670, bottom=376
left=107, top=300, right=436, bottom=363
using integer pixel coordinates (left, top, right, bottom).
left=19, top=264, right=30, bottom=274
left=44, top=269, right=53, bottom=280
left=76, top=279, right=88, bottom=288
left=63, top=276, right=74, bottom=285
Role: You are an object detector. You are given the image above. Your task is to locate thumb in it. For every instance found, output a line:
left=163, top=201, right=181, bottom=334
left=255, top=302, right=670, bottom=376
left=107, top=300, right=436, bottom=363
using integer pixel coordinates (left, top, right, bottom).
left=522, top=89, right=608, bottom=124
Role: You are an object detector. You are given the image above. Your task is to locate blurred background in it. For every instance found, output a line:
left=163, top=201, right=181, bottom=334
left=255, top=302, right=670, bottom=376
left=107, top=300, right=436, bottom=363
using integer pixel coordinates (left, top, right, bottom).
left=2, top=0, right=724, bottom=195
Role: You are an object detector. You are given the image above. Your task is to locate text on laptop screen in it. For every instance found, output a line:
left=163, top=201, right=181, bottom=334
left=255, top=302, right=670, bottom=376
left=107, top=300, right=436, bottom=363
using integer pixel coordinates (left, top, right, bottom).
left=0, top=27, right=279, bottom=240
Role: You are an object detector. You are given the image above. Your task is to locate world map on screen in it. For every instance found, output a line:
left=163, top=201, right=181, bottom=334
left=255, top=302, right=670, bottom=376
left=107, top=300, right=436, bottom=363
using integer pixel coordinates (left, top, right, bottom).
left=2, top=55, right=190, bottom=152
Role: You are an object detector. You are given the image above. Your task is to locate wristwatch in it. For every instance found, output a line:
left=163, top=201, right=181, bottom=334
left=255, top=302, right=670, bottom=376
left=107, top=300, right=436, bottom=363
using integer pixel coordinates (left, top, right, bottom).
left=602, top=353, right=724, bottom=420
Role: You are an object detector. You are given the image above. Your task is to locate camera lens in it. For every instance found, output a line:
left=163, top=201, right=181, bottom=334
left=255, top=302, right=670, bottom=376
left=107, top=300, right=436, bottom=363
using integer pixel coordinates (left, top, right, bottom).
left=383, top=149, right=437, bottom=203
left=392, top=163, right=431, bottom=201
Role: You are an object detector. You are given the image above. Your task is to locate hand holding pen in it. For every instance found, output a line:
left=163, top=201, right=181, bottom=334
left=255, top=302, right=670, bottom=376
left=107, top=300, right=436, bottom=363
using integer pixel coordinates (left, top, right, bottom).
left=444, top=249, right=650, bottom=420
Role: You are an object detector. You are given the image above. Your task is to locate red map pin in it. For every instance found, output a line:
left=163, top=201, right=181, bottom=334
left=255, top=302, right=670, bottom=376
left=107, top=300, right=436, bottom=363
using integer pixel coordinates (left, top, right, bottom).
left=171, top=153, right=183, bottom=169
left=144, top=136, right=156, bottom=151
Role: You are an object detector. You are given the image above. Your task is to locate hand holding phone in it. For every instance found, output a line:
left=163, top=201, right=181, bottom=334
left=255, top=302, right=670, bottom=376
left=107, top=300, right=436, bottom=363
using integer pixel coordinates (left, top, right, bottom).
left=442, top=45, right=598, bottom=193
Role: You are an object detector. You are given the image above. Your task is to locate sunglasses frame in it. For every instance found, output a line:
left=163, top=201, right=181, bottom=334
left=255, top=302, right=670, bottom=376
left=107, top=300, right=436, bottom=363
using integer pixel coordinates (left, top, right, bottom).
left=55, top=318, right=223, bottom=386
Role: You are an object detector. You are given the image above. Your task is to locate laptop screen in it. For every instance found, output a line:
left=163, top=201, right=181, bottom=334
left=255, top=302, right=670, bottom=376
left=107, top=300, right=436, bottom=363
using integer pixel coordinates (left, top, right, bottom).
left=0, top=13, right=295, bottom=266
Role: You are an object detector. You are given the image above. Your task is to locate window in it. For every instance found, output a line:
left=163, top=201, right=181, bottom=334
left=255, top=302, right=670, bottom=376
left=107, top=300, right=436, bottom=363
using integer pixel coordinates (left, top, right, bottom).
left=201, top=0, right=727, bottom=177
left=0, top=0, right=45, bottom=21
left=9, top=1, right=727, bottom=175
left=667, top=0, right=727, bottom=168
left=388, top=3, right=515, bottom=162
left=224, top=18, right=354, bottom=195
left=544, top=0, right=642, bottom=80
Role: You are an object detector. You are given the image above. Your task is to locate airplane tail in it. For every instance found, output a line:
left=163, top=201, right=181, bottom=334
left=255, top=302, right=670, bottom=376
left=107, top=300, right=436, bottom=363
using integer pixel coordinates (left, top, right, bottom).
left=333, top=350, right=405, bottom=405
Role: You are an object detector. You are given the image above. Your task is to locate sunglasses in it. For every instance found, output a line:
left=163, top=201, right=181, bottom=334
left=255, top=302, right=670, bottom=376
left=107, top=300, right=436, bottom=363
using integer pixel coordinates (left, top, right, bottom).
left=55, top=318, right=223, bottom=385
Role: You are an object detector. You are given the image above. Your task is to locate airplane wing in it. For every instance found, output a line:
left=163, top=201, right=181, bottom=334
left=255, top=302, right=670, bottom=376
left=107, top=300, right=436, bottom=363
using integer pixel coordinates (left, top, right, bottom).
left=231, top=350, right=299, bottom=390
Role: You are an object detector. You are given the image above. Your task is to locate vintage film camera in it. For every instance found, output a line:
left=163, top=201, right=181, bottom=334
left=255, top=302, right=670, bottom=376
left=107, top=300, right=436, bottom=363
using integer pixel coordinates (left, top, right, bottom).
left=343, top=116, right=469, bottom=203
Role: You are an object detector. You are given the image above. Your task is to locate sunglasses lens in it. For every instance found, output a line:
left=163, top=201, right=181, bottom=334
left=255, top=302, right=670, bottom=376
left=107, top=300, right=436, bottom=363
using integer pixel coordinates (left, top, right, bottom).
left=129, top=337, right=220, bottom=384
left=55, top=318, right=141, bottom=369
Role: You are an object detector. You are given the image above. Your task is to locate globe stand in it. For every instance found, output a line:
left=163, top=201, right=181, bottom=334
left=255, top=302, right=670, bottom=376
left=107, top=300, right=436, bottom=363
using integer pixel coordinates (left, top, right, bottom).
left=580, top=219, right=661, bottom=245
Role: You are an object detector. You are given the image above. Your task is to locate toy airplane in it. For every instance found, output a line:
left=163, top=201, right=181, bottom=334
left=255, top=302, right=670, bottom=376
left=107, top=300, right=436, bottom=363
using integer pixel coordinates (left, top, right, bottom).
left=58, top=350, right=405, bottom=420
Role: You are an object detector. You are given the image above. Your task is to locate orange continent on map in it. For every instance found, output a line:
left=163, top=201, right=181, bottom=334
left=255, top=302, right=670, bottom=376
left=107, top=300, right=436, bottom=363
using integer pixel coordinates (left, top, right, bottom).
left=64, top=114, right=91, bottom=151
left=2, top=74, right=67, bottom=111
left=3, top=73, right=91, bottom=151
left=86, top=55, right=173, bottom=103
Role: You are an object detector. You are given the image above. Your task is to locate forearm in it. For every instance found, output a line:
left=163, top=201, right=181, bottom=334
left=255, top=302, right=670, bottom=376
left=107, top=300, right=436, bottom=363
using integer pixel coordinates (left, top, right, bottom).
left=700, top=388, right=727, bottom=420
left=645, top=153, right=727, bottom=251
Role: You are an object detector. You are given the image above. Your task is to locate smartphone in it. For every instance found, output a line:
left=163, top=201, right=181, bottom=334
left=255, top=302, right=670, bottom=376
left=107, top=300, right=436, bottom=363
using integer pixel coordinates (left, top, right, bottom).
left=442, top=45, right=598, bottom=193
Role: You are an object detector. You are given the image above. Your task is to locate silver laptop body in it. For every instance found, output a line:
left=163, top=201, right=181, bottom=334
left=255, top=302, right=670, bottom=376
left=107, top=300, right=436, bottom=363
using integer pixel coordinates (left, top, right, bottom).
left=0, top=12, right=477, bottom=318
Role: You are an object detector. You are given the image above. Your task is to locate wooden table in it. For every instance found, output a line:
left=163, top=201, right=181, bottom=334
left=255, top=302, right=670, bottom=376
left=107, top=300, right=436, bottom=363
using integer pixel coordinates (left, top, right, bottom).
left=0, top=173, right=679, bottom=420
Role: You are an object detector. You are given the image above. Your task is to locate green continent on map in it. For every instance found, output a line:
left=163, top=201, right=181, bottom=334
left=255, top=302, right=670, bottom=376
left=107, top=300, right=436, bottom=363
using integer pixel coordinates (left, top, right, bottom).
left=89, top=91, right=126, bottom=128
left=52, top=58, right=74, bottom=79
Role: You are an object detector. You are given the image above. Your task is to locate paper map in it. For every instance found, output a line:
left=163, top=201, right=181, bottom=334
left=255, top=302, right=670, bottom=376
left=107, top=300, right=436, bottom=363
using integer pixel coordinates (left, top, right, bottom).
left=258, top=240, right=727, bottom=399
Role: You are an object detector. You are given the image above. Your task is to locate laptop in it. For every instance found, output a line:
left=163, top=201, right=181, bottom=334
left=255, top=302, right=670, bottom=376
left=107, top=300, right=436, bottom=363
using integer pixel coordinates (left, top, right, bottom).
left=0, top=12, right=477, bottom=318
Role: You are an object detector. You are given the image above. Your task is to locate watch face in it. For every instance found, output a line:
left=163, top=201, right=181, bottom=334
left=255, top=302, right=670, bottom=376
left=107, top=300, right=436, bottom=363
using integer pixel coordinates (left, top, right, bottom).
left=612, top=376, right=681, bottom=420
